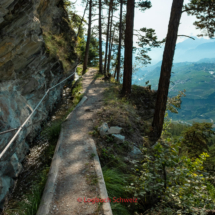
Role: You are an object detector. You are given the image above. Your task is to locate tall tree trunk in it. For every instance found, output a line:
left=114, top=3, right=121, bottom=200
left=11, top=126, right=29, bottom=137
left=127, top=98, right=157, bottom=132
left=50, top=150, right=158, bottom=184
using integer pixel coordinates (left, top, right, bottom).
left=83, top=0, right=92, bottom=73
left=114, top=66, right=117, bottom=78
left=117, top=0, right=123, bottom=82
left=99, top=0, right=103, bottom=73
left=107, top=30, right=115, bottom=75
left=107, top=12, right=114, bottom=75
left=76, top=0, right=89, bottom=39
left=122, top=0, right=135, bottom=95
left=114, top=52, right=119, bottom=78
left=152, top=0, right=184, bottom=139
left=103, top=0, right=112, bottom=76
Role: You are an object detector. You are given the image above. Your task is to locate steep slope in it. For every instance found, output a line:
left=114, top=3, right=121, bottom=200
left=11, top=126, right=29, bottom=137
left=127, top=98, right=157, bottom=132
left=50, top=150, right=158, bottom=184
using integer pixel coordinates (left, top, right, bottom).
left=0, top=0, right=77, bottom=208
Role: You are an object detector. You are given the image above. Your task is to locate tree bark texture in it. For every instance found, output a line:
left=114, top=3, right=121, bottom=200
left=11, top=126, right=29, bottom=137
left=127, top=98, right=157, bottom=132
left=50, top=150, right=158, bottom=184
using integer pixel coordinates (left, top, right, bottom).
left=76, top=0, right=88, bottom=39
left=122, top=0, right=135, bottom=95
left=117, top=0, right=123, bottom=82
left=103, top=0, right=112, bottom=76
left=83, top=0, right=92, bottom=73
left=99, top=0, right=103, bottom=73
left=107, top=12, right=114, bottom=74
left=152, top=0, right=184, bottom=139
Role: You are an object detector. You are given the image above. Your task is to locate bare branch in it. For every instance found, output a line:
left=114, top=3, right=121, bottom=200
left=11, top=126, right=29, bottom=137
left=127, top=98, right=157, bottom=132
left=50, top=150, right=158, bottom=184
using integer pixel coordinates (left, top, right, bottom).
left=178, top=35, right=195, bottom=40
left=182, top=8, right=194, bottom=13
left=70, top=0, right=78, bottom=4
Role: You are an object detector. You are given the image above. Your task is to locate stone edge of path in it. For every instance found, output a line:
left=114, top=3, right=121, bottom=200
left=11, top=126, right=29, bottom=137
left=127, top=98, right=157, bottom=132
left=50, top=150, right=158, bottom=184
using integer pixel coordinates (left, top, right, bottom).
left=36, top=123, right=64, bottom=215
left=65, top=96, right=88, bottom=121
left=37, top=92, right=113, bottom=214
left=36, top=96, right=88, bottom=215
left=88, top=138, right=113, bottom=215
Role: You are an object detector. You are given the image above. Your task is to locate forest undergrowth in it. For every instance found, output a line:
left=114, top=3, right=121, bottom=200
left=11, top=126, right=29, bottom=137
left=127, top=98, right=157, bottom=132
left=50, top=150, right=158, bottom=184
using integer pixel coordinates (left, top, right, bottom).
left=90, top=73, right=215, bottom=215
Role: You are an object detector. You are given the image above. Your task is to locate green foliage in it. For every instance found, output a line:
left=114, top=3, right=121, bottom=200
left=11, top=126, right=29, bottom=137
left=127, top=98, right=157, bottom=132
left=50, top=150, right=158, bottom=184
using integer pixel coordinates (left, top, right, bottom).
left=168, top=122, right=190, bottom=137
left=103, top=168, right=130, bottom=215
left=135, top=28, right=164, bottom=66
left=9, top=168, right=50, bottom=215
left=101, top=148, right=115, bottom=160
left=63, top=79, right=84, bottom=118
left=127, top=141, right=215, bottom=214
left=77, top=36, right=99, bottom=67
left=43, top=32, right=73, bottom=72
left=137, top=0, right=152, bottom=11
left=43, top=121, right=62, bottom=142
left=184, top=0, right=215, bottom=38
left=181, top=122, right=215, bottom=158
left=76, top=66, right=83, bottom=76
left=167, top=90, right=186, bottom=114
left=162, top=112, right=172, bottom=138
left=205, top=143, right=215, bottom=172
left=63, top=0, right=72, bottom=7
left=69, top=13, right=85, bottom=38
left=89, top=126, right=99, bottom=137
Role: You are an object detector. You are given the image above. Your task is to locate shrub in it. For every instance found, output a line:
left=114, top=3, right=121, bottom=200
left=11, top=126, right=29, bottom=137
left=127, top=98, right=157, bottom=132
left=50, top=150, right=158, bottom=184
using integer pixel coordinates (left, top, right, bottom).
left=181, top=122, right=215, bottom=158
left=127, top=141, right=215, bottom=214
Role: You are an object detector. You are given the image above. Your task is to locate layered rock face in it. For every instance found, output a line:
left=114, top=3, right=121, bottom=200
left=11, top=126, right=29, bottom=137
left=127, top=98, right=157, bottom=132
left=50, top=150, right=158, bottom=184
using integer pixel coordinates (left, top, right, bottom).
left=0, top=0, right=77, bottom=208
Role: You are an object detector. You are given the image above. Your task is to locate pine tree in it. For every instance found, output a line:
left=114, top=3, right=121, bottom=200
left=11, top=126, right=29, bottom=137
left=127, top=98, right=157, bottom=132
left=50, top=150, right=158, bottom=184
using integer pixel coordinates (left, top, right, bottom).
left=181, top=122, right=215, bottom=158
left=116, top=0, right=123, bottom=82
left=103, top=0, right=113, bottom=76
left=152, top=0, right=184, bottom=139
left=121, top=0, right=153, bottom=95
left=99, top=0, right=103, bottom=73
left=121, top=0, right=135, bottom=95
left=83, top=0, right=93, bottom=73
left=184, top=0, right=215, bottom=38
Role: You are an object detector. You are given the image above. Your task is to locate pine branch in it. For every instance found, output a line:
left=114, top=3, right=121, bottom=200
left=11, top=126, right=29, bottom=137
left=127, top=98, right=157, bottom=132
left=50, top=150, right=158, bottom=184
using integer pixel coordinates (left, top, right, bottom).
left=178, top=35, right=195, bottom=40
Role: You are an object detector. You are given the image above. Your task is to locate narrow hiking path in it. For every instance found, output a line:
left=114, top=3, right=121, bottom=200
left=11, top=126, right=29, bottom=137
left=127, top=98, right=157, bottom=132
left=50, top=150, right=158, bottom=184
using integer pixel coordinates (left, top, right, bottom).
left=37, top=69, right=112, bottom=215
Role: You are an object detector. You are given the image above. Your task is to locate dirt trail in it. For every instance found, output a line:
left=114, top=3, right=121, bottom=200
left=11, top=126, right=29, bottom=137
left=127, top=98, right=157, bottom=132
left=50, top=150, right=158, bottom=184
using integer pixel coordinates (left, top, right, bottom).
left=37, top=69, right=112, bottom=215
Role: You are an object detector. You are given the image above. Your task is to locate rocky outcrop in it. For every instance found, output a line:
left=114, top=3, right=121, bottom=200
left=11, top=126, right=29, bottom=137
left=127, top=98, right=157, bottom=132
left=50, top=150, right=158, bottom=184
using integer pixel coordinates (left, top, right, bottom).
left=0, top=0, right=77, bottom=208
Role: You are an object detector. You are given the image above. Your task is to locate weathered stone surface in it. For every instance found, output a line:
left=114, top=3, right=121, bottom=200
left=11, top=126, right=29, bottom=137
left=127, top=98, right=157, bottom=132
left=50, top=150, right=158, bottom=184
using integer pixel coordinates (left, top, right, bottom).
left=108, top=126, right=122, bottom=134
left=129, top=146, right=142, bottom=156
left=99, top=122, right=109, bottom=137
left=112, top=134, right=125, bottom=143
left=0, top=0, right=77, bottom=208
left=0, top=154, right=23, bottom=178
left=0, top=176, right=14, bottom=209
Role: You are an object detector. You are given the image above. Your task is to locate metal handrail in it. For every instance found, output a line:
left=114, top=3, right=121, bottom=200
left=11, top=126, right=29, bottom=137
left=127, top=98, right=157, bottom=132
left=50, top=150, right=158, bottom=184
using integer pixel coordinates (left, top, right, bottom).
left=0, top=66, right=78, bottom=161
left=0, top=128, right=19, bottom=136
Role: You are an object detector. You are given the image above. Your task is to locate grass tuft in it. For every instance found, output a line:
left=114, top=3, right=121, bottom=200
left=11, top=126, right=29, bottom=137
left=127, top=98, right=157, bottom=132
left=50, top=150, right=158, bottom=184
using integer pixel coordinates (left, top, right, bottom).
left=103, top=167, right=131, bottom=215
left=43, top=32, right=75, bottom=73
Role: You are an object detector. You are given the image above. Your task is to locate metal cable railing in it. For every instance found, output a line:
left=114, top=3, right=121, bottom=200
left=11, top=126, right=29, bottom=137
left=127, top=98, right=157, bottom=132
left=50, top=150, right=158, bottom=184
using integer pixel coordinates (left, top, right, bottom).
left=0, top=65, right=78, bottom=161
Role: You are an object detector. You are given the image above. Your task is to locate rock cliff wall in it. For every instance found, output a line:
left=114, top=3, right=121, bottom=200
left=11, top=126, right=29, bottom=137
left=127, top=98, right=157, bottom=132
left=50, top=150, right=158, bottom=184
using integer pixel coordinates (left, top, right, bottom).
left=0, top=0, right=77, bottom=208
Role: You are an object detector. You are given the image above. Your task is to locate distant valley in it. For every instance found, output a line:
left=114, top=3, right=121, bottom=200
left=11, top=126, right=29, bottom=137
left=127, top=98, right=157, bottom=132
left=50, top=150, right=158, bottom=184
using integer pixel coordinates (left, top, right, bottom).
left=133, top=37, right=215, bottom=127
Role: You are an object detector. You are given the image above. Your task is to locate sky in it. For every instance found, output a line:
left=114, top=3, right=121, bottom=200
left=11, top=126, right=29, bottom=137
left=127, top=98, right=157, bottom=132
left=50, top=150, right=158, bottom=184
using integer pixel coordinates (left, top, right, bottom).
left=71, top=0, right=210, bottom=66
left=72, top=0, right=205, bottom=44
left=134, top=0, right=201, bottom=43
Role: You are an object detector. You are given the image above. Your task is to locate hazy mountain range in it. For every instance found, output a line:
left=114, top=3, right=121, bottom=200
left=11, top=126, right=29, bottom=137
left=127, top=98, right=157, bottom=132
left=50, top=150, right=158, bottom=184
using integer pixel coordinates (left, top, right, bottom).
left=133, top=38, right=215, bottom=125
left=146, top=37, right=215, bottom=65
